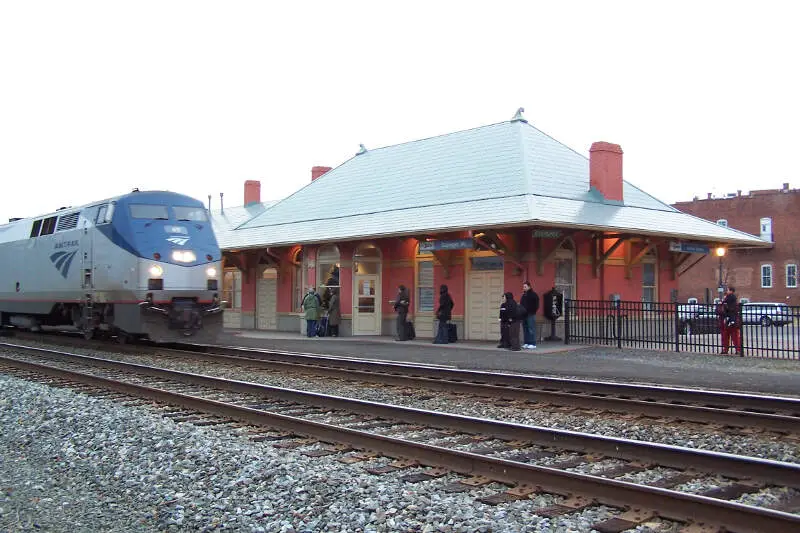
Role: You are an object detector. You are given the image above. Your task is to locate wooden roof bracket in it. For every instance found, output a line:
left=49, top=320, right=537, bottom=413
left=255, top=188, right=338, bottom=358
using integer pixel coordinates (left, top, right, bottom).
left=431, top=249, right=455, bottom=279
left=259, top=247, right=283, bottom=266
left=625, top=241, right=657, bottom=279
left=670, top=252, right=692, bottom=280
left=536, top=232, right=577, bottom=276
left=476, top=235, right=525, bottom=277
left=678, top=254, right=707, bottom=277
left=222, top=251, right=251, bottom=282
left=593, top=236, right=628, bottom=277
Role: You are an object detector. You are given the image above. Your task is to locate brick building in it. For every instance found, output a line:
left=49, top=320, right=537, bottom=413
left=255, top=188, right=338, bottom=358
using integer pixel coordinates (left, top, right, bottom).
left=672, top=185, right=797, bottom=304
left=211, top=111, right=765, bottom=339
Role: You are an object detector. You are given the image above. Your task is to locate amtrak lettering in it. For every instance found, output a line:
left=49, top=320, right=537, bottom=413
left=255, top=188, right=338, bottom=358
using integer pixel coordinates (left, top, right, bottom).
left=166, top=236, right=190, bottom=246
left=54, top=240, right=79, bottom=249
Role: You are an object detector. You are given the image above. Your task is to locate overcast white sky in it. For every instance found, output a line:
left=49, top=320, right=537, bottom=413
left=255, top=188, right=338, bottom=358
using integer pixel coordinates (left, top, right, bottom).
left=1, top=1, right=798, bottom=222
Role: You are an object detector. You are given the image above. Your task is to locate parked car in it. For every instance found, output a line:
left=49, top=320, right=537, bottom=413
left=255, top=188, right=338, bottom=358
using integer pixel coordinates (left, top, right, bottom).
left=678, top=312, right=721, bottom=335
left=677, top=298, right=715, bottom=320
left=740, top=302, right=793, bottom=327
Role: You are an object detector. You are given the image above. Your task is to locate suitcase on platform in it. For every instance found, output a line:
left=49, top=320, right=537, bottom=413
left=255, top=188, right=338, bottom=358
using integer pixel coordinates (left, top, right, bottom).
left=447, top=322, right=458, bottom=343
left=317, top=316, right=329, bottom=337
left=406, top=321, right=416, bottom=340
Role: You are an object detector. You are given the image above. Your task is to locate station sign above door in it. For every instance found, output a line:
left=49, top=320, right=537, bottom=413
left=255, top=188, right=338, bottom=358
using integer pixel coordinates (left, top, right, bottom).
left=419, top=238, right=474, bottom=252
left=669, top=241, right=710, bottom=254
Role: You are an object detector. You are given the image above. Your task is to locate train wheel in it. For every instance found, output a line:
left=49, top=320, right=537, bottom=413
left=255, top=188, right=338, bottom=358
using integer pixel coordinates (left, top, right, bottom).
left=116, top=332, right=132, bottom=345
left=83, top=328, right=94, bottom=340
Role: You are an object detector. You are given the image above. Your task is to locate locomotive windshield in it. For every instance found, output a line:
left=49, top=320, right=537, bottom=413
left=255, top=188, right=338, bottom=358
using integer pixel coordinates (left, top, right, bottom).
left=129, top=205, right=169, bottom=220
left=174, top=206, right=208, bottom=222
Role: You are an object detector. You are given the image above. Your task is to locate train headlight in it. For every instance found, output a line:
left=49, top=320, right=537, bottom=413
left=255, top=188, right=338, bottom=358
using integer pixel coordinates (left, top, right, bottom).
left=206, top=267, right=217, bottom=278
left=172, top=250, right=197, bottom=263
left=148, top=265, right=163, bottom=278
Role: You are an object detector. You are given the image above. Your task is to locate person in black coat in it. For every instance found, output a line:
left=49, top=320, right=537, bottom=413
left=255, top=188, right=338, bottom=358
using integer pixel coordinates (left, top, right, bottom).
left=394, top=285, right=410, bottom=341
left=433, top=284, right=454, bottom=344
left=498, top=292, right=522, bottom=351
left=519, top=281, right=540, bottom=349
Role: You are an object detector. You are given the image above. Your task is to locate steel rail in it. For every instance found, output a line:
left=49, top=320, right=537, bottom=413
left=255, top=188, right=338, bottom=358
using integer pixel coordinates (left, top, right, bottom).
left=11, top=334, right=800, bottom=419
left=24, top=336, right=797, bottom=432
left=2, top=344, right=799, bottom=488
left=1, top=354, right=799, bottom=533
left=164, top=344, right=800, bottom=433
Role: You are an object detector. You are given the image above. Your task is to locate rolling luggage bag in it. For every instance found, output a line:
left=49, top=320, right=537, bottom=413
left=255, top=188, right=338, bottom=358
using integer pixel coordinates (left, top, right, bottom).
left=447, top=322, right=458, bottom=343
left=317, top=316, right=329, bottom=337
left=406, top=321, right=416, bottom=340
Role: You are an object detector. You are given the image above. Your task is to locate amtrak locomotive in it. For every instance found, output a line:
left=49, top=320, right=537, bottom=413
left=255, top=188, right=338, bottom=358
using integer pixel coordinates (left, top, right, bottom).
left=0, top=190, right=223, bottom=342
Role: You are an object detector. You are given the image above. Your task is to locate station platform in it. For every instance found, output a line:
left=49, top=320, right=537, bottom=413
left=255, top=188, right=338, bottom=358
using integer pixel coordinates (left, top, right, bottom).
left=212, top=329, right=800, bottom=396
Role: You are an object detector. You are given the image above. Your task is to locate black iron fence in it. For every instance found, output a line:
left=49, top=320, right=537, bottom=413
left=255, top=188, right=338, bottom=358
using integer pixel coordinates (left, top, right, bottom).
left=564, top=299, right=800, bottom=359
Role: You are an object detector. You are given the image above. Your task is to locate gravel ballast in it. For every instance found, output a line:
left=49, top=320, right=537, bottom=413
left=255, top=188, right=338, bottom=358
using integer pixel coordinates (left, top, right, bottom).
left=0, top=374, right=636, bottom=532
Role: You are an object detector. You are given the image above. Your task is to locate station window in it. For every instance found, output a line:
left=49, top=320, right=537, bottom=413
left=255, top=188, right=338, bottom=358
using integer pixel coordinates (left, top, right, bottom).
left=642, top=262, right=657, bottom=305
left=292, top=248, right=305, bottom=313
left=222, top=269, right=242, bottom=310
left=318, top=245, right=341, bottom=296
left=554, top=240, right=576, bottom=301
left=787, top=264, right=797, bottom=288
left=416, top=248, right=434, bottom=313
left=761, top=264, right=773, bottom=288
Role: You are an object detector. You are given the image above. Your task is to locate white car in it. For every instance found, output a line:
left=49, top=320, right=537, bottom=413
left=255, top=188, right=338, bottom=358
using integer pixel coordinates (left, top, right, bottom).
left=740, top=302, right=793, bottom=327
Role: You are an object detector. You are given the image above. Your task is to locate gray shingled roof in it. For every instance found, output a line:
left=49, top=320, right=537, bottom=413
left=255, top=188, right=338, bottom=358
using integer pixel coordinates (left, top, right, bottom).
left=215, top=117, right=767, bottom=249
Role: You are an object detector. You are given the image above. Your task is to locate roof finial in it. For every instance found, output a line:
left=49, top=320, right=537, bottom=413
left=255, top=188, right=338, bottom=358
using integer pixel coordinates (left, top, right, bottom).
left=511, top=107, right=527, bottom=123
left=356, top=143, right=368, bottom=155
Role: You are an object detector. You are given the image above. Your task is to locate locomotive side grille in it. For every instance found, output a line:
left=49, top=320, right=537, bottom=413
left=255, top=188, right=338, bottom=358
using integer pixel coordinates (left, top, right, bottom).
left=56, top=212, right=80, bottom=231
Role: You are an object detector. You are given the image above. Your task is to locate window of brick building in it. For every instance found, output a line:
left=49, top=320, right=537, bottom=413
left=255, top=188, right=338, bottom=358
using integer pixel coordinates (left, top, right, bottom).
left=761, top=264, right=773, bottom=288
left=787, top=264, right=797, bottom=288
left=416, top=245, right=434, bottom=312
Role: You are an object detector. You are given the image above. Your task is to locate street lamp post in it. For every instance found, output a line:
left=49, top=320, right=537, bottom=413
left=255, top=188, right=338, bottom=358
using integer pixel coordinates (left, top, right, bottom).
left=716, top=247, right=726, bottom=295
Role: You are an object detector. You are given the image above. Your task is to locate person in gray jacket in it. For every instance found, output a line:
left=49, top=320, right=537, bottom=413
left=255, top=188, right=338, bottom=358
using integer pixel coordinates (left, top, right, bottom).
left=394, top=285, right=410, bottom=341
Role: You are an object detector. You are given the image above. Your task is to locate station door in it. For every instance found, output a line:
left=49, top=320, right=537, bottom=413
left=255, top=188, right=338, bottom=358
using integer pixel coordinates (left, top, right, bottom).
left=467, top=271, right=503, bottom=340
left=256, top=268, right=278, bottom=330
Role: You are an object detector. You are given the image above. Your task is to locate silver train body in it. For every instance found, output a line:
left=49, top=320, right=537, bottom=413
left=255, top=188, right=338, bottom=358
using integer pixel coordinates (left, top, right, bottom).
left=0, top=190, right=223, bottom=342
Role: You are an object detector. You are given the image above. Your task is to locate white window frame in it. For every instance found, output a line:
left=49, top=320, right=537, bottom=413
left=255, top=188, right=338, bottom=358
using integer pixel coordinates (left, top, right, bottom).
left=223, top=268, right=242, bottom=310
left=416, top=246, right=434, bottom=313
left=761, top=264, right=773, bottom=288
left=786, top=264, right=797, bottom=288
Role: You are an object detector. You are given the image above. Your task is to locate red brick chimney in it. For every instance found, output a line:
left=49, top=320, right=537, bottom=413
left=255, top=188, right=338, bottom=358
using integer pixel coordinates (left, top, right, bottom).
left=311, top=166, right=332, bottom=181
left=244, top=180, right=261, bottom=205
left=589, top=142, right=624, bottom=203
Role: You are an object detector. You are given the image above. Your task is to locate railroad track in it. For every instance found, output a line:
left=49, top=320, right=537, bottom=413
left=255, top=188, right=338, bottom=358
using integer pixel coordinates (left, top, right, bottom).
left=7, top=333, right=800, bottom=435
left=1, top=345, right=799, bottom=532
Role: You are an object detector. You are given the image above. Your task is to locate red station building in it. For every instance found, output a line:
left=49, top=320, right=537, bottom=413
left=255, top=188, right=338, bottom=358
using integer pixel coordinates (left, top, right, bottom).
left=211, top=110, right=765, bottom=341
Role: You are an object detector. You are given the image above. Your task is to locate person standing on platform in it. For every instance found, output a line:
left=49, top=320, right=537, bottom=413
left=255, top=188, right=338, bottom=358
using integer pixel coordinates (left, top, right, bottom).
left=498, top=293, right=510, bottom=348
left=327, top=288, right=341, bottom=337
left=302, top=287, right=320, bottom=337
left=721, top=286, right=742, bottom=355
left=394, top=285, right=410, bottom=341
left=520, top=281, right=540, bottom=349
left=504, top=292, right=522, bottom=351
left=433, top=284, right=454, bottom=344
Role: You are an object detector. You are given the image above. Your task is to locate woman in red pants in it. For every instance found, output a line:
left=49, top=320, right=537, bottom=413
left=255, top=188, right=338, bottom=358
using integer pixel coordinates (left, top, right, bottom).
left=720, top=286, right=742, bottom=355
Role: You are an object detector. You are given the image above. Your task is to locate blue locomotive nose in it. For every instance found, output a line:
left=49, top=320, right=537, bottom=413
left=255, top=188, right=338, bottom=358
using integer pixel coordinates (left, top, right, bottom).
left=106, top=193, right=220, bottom=265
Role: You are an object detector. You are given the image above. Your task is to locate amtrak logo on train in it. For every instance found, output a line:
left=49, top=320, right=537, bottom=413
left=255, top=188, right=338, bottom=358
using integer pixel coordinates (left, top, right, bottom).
left=50, top=250, right=78, bottom=279
left=167, top=236, right=190, bottom=246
